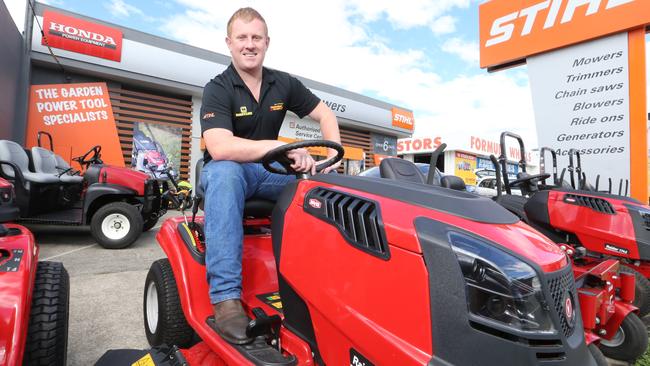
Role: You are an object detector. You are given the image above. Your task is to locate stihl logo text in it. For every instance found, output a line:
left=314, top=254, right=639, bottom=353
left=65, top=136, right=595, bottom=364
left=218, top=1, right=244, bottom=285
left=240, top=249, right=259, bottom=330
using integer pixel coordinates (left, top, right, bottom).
left=486, top=0, right=634, bottom=47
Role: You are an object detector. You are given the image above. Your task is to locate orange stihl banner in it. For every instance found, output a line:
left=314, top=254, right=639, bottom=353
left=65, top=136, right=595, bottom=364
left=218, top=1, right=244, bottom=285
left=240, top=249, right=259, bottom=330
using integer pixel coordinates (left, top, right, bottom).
left=42, top=11, right=123, bottom=62
left=479, top=0, right=650, bottom=68
left=391, top=107, right=415, bottom=131
left=25, top=82, right=125, bottom=167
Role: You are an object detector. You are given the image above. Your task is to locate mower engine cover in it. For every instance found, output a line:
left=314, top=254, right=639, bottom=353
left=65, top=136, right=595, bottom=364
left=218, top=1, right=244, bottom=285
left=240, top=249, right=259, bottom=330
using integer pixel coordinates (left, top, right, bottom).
left=541, top=189, right=650, bottom=260
left=0, top=177, right=19, bottom=223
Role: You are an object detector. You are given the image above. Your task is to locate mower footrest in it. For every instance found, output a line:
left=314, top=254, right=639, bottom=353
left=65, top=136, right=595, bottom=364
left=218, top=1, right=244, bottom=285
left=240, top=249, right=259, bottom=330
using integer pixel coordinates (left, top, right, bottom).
left=206, top=317, right=296, bottom=366
left=235, top=337, right=296, bottom=366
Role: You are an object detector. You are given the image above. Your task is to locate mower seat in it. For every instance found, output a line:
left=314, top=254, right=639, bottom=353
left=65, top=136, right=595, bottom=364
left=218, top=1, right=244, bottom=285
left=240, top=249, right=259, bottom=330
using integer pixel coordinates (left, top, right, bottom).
left=31, top=147, right=83, bottom=184
left=194, top=158, right=275, bottom=218
left=0, top=140, right=60, bottom=186
left=441, top=175, right=466, bottom=191
left=379, top=158, right=426, bottom=184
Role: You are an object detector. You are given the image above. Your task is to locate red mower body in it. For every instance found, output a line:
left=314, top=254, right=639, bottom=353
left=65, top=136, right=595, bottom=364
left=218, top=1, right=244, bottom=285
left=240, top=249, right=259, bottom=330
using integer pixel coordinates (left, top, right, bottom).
left=0, top=224, right=37, bottom=366
left=155, top=174, right=599, bottom=365
left=533, top=190, right=650, bottom=276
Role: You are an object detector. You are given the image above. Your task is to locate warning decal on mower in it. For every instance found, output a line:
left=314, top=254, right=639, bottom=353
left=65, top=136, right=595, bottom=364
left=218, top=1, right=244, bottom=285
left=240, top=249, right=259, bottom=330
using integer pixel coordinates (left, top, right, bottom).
left=604, top=244, right=629, bottom=255
left=0, top=249, right=23, bottom=272
left=131, top=353, right=155, bottom=366
left=256, top=292, right=283, bottom=313
left=350, top=348, right=374, bottom=366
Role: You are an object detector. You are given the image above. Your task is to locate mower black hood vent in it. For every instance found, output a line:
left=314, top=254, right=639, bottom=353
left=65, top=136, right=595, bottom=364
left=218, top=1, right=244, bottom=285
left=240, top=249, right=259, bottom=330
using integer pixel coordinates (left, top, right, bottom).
left=304, top=188, right=389, bottom=259
left=563, top=194, right=615, bottom=215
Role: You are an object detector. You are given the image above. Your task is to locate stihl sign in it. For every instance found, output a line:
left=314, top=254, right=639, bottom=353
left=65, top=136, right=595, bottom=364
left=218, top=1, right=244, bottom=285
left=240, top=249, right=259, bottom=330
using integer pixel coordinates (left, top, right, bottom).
left=479, top=0, right=650, bottom=68
left=391, top=107, right=415, bottom=131
left=42, top=11, right=122, bottom=62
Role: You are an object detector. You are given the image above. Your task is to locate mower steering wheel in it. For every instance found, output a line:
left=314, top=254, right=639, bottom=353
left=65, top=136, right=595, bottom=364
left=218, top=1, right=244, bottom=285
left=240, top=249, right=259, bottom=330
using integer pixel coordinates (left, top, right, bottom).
left=508, top=173, right=551, bottom=188
left=74, top=145, right=103, bottom=168
left=262, top=140, right=345, bottom=176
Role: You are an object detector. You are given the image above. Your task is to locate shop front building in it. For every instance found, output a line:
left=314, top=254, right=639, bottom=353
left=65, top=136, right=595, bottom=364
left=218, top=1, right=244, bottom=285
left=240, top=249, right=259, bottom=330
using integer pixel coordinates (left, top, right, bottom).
left=24, top=3, right=414, bottom=185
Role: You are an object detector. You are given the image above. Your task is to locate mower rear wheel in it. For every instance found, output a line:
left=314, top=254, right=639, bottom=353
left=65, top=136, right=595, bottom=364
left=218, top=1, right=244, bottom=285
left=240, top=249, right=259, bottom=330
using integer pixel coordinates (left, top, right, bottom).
left=23, top=261, right=70, bottom=366
left=144, top=258, right=195, bottom=348
left=91, top=202, right=143, bottom=249
left=598, top=312, right=648, bottom=362
left=143, top=217, right=159, bottom=232
left=619, top=265, right=650, bottom=317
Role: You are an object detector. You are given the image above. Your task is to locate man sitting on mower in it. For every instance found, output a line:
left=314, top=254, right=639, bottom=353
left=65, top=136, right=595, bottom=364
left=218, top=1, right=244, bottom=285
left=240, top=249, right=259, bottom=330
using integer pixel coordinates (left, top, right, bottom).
left=200, top=7, right=341, bottom=345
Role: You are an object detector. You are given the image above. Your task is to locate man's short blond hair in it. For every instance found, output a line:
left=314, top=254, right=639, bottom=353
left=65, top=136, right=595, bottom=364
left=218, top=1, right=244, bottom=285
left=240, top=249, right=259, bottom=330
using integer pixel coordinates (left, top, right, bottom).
left=227, top=7, right=268, bottom=37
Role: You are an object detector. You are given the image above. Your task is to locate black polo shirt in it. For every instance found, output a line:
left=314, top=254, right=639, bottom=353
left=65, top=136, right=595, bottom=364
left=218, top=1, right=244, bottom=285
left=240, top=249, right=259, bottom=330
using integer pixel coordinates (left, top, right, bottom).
left=200, top=64, right=320, bottom=163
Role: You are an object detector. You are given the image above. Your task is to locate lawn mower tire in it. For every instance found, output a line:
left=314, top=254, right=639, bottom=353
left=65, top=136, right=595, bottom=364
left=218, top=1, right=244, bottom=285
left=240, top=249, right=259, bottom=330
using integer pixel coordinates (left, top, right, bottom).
left=619, top=265, right=650, bottom=317
left=598, top=312, right=648, bottom=362
left=91, top=202, right=143, bottom=249
left=587, top=343, right=609, bottom=366
left=144, top=258, right=195, bottom=348
left=23, top=261, right=70, bottom=366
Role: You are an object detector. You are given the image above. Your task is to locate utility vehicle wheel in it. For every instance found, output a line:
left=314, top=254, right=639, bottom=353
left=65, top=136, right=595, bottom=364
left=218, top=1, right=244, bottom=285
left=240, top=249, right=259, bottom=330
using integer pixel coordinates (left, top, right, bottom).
left=587, top=343, right=608, bottom=366
left=143, top=217, right=159, bottom=232
left=620, top=265, right=650, bottom=317
left=144, top=258, right=195, bottom=348
left=91, top=202, right=143, bottom=249
left=23, top=261, right=70, bottom=366
left=598, top=313, right=648, bottom=362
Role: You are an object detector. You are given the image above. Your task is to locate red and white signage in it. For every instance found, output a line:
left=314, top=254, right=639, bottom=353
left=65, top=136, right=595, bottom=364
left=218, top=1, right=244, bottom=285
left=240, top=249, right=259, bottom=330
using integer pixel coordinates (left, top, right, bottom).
left=397, top=136, right=442, bottom=154
left=42, top=11, right=123, bottom=62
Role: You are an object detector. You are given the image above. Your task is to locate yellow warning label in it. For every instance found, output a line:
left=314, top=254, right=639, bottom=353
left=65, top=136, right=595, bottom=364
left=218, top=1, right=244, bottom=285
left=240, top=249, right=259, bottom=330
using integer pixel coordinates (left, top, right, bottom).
left=131, top=353, right=155, bottom=366
left=271, top=301, right=283, bottom=309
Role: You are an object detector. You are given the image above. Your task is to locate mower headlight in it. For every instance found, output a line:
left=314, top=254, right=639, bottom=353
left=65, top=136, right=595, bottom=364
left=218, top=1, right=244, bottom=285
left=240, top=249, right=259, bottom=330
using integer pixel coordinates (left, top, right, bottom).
left=449, top=231, right=556, bottom=334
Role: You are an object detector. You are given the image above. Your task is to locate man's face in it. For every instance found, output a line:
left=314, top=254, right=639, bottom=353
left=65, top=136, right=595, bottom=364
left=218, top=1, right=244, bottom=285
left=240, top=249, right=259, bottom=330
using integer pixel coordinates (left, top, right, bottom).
left=226, top=18, right=269, bottom=73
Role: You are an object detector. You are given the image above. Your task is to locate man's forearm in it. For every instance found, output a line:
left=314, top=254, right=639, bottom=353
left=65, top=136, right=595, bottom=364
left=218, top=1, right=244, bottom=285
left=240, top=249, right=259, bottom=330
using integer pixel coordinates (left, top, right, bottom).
left=208, top=136, right=284, bottom=162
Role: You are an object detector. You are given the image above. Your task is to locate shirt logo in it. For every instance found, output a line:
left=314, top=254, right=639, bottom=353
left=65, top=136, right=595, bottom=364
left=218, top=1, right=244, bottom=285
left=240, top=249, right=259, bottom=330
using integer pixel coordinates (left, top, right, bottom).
left=202, top=112, right=215, bottom=120
left=235, top=106, right=253, bottom=117
left=270, top=102, right=284, bottom=112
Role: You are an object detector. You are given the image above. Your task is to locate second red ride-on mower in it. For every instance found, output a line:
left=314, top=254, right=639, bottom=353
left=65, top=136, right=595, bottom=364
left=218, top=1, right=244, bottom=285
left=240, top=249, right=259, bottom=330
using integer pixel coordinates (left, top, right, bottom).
left=0, top=132, right=168, bottom=249
left=143, top=140, right=610, bottom=365
left=490, top=131, right=650, bottom=315
left=0, top=177, right=70, bottom=366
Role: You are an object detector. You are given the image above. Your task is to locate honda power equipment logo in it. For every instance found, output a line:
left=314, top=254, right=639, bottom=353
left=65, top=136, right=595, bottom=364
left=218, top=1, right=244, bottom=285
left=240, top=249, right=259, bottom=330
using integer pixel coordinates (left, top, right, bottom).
left=479, top=0, right=649, bottom=68
left=42, top=11, right=123, bottom=62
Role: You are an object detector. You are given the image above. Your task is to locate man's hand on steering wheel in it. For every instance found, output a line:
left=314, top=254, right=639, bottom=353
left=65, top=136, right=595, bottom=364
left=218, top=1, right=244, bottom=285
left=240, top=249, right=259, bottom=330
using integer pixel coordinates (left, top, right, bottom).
left=321, top=150, right=342, bottom=174
left=285, top=148, right=317, bottom=175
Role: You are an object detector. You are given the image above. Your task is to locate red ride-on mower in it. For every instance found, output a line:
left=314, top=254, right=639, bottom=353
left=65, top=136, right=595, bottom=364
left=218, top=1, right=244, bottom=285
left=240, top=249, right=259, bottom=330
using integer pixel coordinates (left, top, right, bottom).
left=491, top=132, right=650, bottom=318
left=0, top=177, right=70, bottom=366
left=143, top=140, right=607, bottom=365
left=488, top=153, right=648, bottom=362
left=0, top=134, right=167, bottom=249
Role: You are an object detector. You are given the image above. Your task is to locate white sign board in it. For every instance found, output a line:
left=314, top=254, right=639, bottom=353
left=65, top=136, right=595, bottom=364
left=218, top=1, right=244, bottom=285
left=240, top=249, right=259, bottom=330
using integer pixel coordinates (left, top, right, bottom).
left=278, top=113, right=322, bottom=140
left=528, top=33, right=630, bottom=188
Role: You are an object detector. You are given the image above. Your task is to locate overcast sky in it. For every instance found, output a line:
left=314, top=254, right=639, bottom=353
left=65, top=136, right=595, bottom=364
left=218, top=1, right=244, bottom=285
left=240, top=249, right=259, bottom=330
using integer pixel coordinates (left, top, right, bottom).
left=5, top=0, right=650, bottom=146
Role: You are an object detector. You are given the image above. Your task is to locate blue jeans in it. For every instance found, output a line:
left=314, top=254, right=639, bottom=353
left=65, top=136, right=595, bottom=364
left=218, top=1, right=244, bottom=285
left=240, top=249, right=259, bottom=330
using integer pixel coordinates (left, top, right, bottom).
left=200, top=160, right=294, bottom=304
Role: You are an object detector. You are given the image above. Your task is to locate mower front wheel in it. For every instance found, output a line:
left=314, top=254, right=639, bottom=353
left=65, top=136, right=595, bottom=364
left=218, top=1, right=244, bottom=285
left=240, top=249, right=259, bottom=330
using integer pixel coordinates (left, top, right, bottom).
left=598, top=312, right=648, bottom=362
left=619, top=265, right=650, bottom=317
left=144, top=258, right=195, bottom=348
left=91, top=202, right=143, bottom=249
left=23, top=261, right=70, bottom=366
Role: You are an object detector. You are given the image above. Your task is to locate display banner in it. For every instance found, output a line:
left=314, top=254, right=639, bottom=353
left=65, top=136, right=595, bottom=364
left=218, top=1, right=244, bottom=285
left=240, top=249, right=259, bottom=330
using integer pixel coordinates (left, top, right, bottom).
left=528, top=33, right=630, bottom=188
left=454, top=152, right=478, bottom=185
left=371, top=133, right=397, bottom=156
left=42, top=11, right=123, bottom=62
left=25, top=82, right=125, bottom=168
left=479, top=0, right=650, bottom=68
